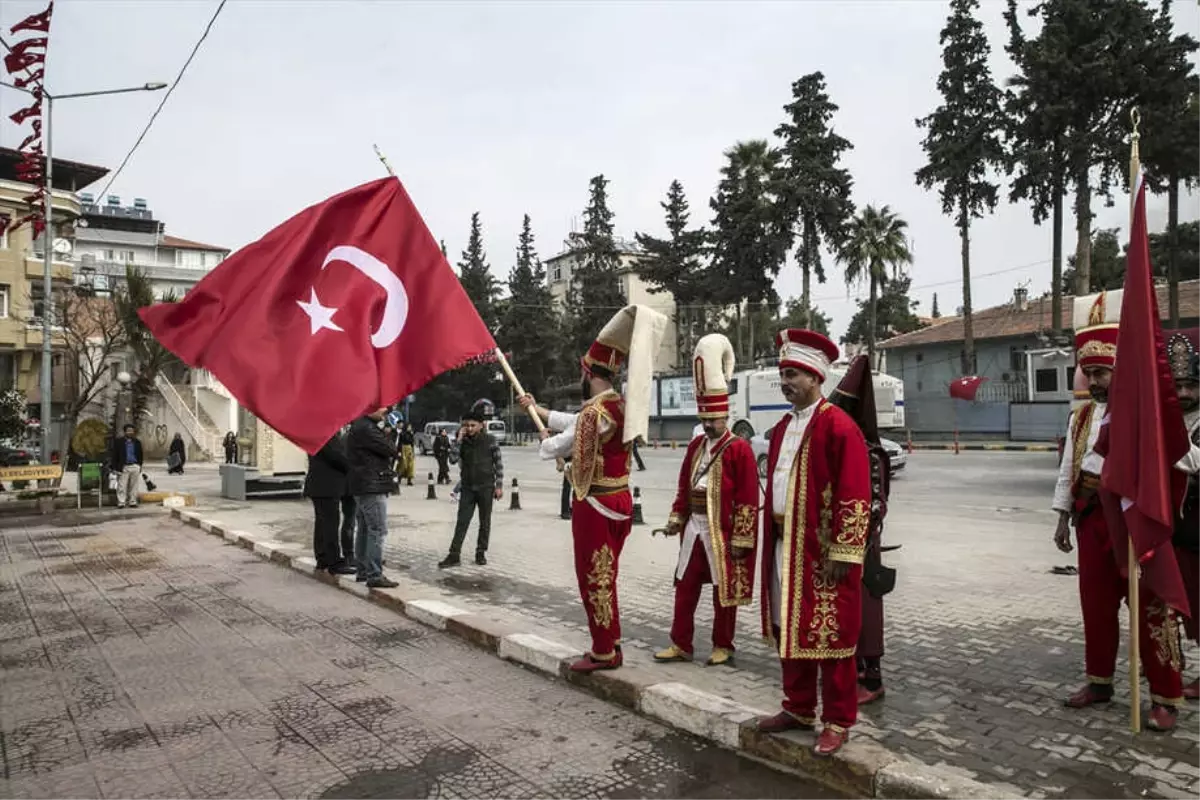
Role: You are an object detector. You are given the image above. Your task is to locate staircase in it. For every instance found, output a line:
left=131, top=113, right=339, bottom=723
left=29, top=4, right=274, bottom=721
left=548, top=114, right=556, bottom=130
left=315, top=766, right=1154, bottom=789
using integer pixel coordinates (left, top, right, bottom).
left=155, top=374, right=222, bottom=460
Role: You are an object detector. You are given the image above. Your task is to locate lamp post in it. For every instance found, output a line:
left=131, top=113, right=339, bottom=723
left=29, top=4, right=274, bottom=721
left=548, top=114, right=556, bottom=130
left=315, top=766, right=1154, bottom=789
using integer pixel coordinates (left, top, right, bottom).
left=1, top=79, right=167, bottom=463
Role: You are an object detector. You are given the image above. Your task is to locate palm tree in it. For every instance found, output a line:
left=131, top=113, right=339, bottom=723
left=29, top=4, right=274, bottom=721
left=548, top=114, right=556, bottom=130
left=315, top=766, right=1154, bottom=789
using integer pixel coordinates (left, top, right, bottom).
left=837, top=205, right=913, bottom=366
left=113, top=265, right=178, bottom=429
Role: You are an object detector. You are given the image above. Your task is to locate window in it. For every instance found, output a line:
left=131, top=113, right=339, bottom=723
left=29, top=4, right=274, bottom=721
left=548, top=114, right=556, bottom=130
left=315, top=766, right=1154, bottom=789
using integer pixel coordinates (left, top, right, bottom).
left=552, top=266, right=562, bottom=282
left=0, top=214, right=9, bottom=249
left=29, top=281, right=60, bottom=327
left=0, top=352, right=14, bottom=391
left=1010, top=347, right=1025, bottom=371
left=119, top=250, right=136, bottom=263
left=177, top=249, right=205, bottom=268
left=0, top=284, right=8, bottom=318
left=1034, top=367, right=1059, bottom=393
left=103, top=249, right=115, bottom=261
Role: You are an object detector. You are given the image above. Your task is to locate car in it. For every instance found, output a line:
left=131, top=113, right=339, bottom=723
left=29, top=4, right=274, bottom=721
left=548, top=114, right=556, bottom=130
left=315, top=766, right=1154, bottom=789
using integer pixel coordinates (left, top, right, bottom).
left=485, top=419, right=507, bottom=446
left=0, top=445, right=33, bottom=467
left=748, top=431, right=906, bottom=478
left=417, top=422, right=459, bottom=455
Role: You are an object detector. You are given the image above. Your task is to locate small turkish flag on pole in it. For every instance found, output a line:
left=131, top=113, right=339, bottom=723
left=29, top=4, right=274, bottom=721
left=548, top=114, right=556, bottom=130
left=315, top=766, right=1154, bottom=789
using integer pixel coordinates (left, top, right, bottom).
left=139, top=177, right=497, bottom=454
left=948, top=375, right=986, bottom=401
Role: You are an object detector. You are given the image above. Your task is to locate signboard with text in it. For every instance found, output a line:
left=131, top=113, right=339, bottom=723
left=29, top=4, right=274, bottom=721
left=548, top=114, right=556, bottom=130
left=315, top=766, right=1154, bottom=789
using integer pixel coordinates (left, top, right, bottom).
left=0, top=464, right=62, bottom=482
left=658, top=376, right=697, bottom=417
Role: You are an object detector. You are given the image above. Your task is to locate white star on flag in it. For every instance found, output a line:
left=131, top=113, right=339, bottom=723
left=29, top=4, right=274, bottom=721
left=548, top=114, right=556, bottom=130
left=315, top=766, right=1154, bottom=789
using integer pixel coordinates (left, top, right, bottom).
left=297, top=288, right=344, bottom=335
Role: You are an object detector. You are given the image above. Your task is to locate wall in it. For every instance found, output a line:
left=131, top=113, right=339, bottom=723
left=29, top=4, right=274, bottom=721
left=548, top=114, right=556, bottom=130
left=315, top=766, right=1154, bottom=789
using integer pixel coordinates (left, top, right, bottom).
left=1010, top=402, right=1070, bottom=442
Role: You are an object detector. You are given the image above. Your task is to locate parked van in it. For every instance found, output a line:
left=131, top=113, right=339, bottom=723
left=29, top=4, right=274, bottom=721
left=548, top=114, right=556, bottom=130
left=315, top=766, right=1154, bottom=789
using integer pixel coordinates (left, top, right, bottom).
left=485, top=419, right=507, bottom=445
left=417, top=422, right=459, bottom=455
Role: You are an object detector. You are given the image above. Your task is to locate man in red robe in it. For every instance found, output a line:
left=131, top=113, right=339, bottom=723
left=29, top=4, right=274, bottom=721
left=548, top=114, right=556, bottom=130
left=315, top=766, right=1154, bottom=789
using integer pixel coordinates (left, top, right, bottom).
left=1053, top=311, right=1184, bottom=731
left=519, top=305, right=666, bottom=673
left=654, top=334, right=758, bottom=667
left=756, top=329, right=871, bottom=757
left=1166, top=328, right=1200, bottom=700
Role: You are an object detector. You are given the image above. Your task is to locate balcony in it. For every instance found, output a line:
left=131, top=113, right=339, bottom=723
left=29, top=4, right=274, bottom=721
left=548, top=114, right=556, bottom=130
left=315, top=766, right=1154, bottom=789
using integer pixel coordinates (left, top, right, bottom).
left=25, top=254, right=73, bottom=282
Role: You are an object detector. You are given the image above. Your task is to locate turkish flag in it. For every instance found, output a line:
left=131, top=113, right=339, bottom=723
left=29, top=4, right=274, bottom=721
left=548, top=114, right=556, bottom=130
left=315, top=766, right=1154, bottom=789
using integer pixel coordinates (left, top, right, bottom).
left=948, top=375, right=986, bottom=401
left=1096, top=171, right=1190, bottom=615
left=139, top=177, right=497, bottom=455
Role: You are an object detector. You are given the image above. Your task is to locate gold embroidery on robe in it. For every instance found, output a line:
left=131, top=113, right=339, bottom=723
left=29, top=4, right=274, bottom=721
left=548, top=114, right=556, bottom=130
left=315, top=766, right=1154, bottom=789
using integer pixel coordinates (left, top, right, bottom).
left=829, top=498, right=870, bottom=563
left=1146, top=600, right=1182, bottom=673
left=731, top=504, right=756, bottom=549
left=586, top=544, right=615, bottom=629
left=571, top=405, right=601, bottom=502
left=806, top=558, right=842, bottom=652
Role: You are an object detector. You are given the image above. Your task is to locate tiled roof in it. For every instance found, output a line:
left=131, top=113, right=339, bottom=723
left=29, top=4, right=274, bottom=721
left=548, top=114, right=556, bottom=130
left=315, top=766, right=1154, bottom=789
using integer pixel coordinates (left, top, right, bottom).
left=880, top=279, right=1200, bottom=349
left=160, top=234, right=227, bottom=252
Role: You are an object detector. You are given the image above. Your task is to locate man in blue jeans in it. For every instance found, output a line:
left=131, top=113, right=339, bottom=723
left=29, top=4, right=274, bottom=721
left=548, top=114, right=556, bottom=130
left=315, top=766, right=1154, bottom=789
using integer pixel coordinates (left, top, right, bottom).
left=347, top=407, right=399, bottom=588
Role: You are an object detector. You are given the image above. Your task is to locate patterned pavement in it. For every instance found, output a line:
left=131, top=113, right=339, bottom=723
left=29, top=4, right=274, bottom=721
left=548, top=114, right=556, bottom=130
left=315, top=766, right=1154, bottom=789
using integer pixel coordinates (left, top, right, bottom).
left=0, top=516, right=838, bottom=799
left=172, top=448, right=1200, bottom=799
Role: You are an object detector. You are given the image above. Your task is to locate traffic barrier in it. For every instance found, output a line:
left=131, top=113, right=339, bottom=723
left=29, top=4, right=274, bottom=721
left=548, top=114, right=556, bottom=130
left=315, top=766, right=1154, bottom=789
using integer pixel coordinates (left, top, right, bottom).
left=509, top=477, right=521, bottom=510
left=632, top=486, right=645, bottom=525
left=426, top=472, right=437, bottom=500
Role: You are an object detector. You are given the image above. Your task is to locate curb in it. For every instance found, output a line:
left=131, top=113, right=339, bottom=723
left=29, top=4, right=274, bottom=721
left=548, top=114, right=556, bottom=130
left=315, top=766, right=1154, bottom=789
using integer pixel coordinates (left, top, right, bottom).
left=909, top=443, right=1057, bottom=452
left=168, top=507, right=1022, bottom=800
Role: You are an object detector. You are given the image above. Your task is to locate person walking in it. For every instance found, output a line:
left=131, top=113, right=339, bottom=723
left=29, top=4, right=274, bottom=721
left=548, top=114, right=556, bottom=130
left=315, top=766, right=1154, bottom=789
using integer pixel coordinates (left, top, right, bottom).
left=439, top=409, right=503, bottom=567
left=433, top=429, right=452, bottom=485
left=167, top=433, right=186, bottom=475
left=347, top=408, right=399, bottom=589
left=397, top=423, right=416, bottom=487
left=560, top=456, right=573, bottom=520
left=111, top=424, right=144, bottom=509
left=223, top=431, right=238, bottom=464
left=632, top=440, right=646, bottom=471
left=304, top=432, right=356, bottom=576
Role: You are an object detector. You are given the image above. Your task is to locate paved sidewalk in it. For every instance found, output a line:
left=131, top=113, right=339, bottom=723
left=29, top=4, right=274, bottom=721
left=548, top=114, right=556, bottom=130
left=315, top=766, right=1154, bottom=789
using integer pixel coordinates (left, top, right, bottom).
left=0, top=517, right=837, bottom=799
left=172, top=448, right=1200, bottom=799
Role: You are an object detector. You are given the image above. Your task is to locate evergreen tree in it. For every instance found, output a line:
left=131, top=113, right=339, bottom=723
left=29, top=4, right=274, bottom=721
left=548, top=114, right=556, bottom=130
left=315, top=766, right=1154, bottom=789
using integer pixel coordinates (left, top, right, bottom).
left=779, top=298, right=832, bottom=336
left=1061, top=221, right=1200, bottom=293
left=708, top=140, right=788, bottom=363
left=842, top=276, right=923, bottom=351
left=567, top=175, right=626, bottom=370
left=837, top=205, right=913, bottom=366
left=501, top=215, right=559, bottom=402
left=457, top=212, right=499, bottom=330
left=931, top=293, right=942, bottom=318
left=915, top=0, right=1005, bottom=375
left=1061, top=229, right=1124, bottom=294
left=773, top=72, right=856, bottom=326
left=635, top=180, right=709, bottom=360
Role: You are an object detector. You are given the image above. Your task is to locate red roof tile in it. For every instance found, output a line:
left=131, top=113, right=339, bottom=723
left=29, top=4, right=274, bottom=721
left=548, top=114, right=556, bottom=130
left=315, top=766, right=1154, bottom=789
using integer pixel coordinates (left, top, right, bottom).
left=160, top=234, right=227, bottom=252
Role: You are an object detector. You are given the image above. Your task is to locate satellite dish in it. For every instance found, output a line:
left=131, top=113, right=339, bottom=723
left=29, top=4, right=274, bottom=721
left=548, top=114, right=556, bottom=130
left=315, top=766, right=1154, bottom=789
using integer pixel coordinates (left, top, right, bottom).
left=52, top=238, right=72, bottom=255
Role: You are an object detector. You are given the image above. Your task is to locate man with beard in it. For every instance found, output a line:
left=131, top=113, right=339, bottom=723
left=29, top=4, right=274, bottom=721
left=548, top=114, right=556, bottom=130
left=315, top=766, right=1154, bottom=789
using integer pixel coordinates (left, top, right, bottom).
left=1053, top=315, right=1184, bottom=730
left=1167, top=329, right=1200, bottom=700
left=519, top=305, right=666, bottom=672
left=756, top=329, right=871, bottom=757
left=827, top=355, right=893, bottom=705
left=655, top=334, right=758, bottom=668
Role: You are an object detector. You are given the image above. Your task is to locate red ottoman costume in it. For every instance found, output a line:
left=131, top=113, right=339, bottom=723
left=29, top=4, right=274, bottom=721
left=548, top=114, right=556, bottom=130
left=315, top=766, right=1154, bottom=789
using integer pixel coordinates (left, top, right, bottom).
left=1165, top=328, right=1200, bottom=700
left=655, top=334, right=759, bottom=667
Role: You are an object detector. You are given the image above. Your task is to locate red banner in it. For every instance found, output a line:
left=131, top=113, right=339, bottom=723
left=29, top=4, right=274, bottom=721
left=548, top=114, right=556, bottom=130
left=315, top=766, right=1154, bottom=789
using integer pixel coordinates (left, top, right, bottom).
left=1, top=2, right=54, bottom=240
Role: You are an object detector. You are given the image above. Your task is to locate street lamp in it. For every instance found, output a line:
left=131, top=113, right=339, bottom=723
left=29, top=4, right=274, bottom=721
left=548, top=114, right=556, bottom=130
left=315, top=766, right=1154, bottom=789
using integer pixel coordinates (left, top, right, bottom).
left=0, top=78, right=167, bottom=464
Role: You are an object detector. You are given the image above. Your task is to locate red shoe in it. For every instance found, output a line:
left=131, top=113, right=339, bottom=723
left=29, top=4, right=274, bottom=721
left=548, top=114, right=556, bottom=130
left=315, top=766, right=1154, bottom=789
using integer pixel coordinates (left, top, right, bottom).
left=1183, top=678, right=1199, bottom=701
left=569, top=651, right=623, bottom=673
left=756, top=711, right=815, bottom=733
left=813, top=725, right=848, bottom=756
left=1064, top=684, right=1113, bottom=708
left=857, top=683, right=885, bottom=705
left=1146, top=704, right=1178, bottom=732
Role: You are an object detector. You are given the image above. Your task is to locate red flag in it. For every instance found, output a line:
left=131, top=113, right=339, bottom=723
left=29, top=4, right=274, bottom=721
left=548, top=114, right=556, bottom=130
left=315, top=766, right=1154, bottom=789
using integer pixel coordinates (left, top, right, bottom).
left=948, top=375, right=986, bottom=401
left=139, top=177, right=497, bottom=455
left=1097, top=171, right=1190, bottom=615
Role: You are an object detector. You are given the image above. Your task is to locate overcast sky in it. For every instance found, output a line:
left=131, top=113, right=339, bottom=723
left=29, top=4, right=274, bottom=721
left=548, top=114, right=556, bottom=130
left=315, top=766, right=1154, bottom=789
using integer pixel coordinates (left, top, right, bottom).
left=2, top=0, right=1197, bottom=343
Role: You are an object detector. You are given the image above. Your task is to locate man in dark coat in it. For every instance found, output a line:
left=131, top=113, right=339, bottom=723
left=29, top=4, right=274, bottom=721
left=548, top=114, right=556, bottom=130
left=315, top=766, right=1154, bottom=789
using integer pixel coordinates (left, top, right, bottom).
left=347, top=408, right=399, bottom=588
left=168, top=433, right=186, bottom=475
left=304, top=432, right=355, bottom=575
left=439, top=408, right=503, bottom=568
left=433, top=429, right=452, bottom=485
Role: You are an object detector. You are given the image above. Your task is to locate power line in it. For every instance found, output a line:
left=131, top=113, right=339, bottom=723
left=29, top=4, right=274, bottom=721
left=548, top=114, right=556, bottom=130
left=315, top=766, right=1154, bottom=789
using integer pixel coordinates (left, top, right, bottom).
left=94, top=0, right=227, bottom=201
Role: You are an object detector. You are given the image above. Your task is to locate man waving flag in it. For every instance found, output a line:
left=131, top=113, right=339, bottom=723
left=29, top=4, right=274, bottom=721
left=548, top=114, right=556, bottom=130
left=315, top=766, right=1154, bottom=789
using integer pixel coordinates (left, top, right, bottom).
left=139, top=178, right=497, bottom=454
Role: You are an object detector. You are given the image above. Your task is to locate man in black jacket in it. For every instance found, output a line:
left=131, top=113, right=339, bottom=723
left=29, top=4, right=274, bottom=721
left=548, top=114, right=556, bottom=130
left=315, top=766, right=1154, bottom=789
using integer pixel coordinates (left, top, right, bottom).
left=433, top=429, right=452, bottom=485
left=304, top=432, right=356, bottom=575
left=111, top=424, right=144, bottom=508
left=348, top=408, right=399, bottom=588
left=439, top=409, right=503, bottom=568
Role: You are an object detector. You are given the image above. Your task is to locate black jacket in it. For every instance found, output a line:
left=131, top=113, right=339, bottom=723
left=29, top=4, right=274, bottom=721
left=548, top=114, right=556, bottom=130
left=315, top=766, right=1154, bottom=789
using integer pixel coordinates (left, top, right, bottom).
left=304, top=435, right=350, bottom=498
left=433, top=433, right=450, bottom=457
left=169, top=437, right=186, bottom=461
left=111, top=436, right=144, bottom=470
left=347, top=416, right=398, bottom=495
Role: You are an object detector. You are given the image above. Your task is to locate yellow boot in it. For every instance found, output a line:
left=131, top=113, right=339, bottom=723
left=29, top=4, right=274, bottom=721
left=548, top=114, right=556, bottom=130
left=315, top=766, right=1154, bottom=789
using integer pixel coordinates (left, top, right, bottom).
left=653, top=644, right=692, bottom=663
left=706, top=647, right=735, bottom=667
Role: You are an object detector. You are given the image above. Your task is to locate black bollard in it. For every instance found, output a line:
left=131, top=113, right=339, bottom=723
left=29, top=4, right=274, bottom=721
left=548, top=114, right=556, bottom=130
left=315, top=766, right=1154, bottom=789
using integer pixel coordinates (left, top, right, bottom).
left=426, top=472, right=437, bottom=500
left=632, top=486, right=645, bottom=525
left=509, top=476, right=521, bottom=510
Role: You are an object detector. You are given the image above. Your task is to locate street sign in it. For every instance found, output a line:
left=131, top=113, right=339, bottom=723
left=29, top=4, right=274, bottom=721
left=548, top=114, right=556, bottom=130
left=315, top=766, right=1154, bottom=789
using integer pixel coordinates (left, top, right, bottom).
left=0, top=464, right=63, bottom=482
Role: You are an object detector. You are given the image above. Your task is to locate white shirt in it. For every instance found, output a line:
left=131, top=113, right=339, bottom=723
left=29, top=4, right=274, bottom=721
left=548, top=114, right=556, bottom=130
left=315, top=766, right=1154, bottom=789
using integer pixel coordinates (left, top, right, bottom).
left=538, top=405, right=626, bottom=521
left=676, top=434, right=722, bottom=580
left=1052, top=402, right=1106, bottom=514
left=1176, top=409, right=1200, bottom=474
left=769, top=401, right=818, bottom=627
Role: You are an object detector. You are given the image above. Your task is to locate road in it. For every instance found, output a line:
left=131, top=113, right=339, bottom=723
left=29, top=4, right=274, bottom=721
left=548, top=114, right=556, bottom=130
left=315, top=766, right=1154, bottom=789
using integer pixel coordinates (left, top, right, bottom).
left=0, top=516, right=840, bottom=799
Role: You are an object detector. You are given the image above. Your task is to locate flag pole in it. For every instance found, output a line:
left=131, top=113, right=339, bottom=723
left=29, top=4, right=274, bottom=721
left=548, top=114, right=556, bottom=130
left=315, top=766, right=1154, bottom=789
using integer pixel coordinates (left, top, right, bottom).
left=1126, top=107, right=1142, bottom=736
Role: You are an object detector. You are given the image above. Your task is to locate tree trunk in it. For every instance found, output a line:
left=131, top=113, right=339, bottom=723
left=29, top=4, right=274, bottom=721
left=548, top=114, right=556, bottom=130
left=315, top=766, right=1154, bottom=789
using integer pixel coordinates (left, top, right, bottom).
left=1051, top=172, right=1064, bottom=337
left=1168, top=176, right=1180, bottom=328
left=1073, top=164, right=1093, bottom=295
left=748, top=305, right=756, bottom=363
left=734, top=304, right=743, bottom=365
left=801, top=265, right=811, bottom=329
left=867, top=271, right=878, bottom=368
left=959, top=200, right=975, bottom=375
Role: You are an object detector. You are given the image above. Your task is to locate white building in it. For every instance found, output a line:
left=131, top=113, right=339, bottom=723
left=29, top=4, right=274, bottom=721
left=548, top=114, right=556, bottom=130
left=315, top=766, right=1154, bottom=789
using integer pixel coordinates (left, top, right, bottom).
left=544, top=234, right=679, bottom=372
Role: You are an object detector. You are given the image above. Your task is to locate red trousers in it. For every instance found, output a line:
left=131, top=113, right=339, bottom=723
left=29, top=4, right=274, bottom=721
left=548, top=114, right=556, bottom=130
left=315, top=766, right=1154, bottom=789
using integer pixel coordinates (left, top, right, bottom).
left=1176, top=546, right=1199, bottom=643
left=572, top=494, right=632, bottom=659
left=781, top=657, right=858, bottom=729
left=670, top=538, right=737, bottom=654
left=1077, top=514, right=1183, bottom=704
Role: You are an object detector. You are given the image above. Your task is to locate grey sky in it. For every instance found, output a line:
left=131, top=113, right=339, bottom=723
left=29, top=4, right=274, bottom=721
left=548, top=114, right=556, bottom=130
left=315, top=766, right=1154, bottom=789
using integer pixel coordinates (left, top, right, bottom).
left=3, top=0, right=1197, bottom=343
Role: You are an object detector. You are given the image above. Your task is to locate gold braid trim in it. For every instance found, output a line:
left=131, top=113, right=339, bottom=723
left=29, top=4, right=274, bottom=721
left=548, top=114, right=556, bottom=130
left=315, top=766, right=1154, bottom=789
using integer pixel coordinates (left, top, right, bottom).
left=585, top=544, right=616, bottom=630
left=731, top=505, right=756, bottom=549
left=829, top=499, right=869, bottom=564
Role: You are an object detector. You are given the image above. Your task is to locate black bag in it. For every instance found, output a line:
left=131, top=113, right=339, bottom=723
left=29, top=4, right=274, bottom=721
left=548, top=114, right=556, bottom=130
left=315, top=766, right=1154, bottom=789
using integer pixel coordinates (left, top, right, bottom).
left=863, top=558, right=896, bottom=598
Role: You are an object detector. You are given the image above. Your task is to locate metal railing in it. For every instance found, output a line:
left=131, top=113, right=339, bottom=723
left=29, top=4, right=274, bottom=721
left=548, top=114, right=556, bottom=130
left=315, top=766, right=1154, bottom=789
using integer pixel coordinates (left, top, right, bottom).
left=154, top=374, right=221, bottom=458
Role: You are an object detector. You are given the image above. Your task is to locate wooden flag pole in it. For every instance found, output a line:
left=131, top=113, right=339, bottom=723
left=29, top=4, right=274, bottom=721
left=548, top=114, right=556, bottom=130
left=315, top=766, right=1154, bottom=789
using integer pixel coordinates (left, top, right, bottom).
left=1126, top=108, right=1142, bottom=736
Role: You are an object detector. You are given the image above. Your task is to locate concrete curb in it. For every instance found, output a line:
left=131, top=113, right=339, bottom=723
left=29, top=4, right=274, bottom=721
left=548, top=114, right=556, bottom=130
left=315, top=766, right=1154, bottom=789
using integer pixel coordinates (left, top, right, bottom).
left=909, top=443, right=1057, bottom=453
left=168, top=507, right=1022, bottom=800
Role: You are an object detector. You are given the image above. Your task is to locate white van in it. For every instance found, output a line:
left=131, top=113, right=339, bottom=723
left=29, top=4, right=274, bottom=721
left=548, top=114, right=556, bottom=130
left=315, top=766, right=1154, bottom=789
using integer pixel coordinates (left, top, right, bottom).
left=486, top=420, right=507, bottom=445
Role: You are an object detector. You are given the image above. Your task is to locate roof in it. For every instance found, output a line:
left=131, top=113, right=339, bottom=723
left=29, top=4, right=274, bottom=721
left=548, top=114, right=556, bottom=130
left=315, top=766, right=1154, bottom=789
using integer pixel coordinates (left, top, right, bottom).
left=160, top=234, right=228, bottom=252
left=880, top=279, right=1200, bottom=350
left=0, top=147, right=108, bottom=191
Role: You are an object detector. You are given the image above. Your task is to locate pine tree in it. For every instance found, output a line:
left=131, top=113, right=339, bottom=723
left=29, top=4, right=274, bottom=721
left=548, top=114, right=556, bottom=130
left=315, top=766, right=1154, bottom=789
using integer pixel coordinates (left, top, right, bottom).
left=773, top=72, right=856, bottom=326
left=915, top=0, right=1005, bottom=375
left=454, top=213, right=501, bottom=408
left=635, top=180, right=709, bottom=361
left=567, top=175, right=626, bottom=368
left=501, top=215, right=559, bottom=401
left=931, top=293, right=942, bottom=318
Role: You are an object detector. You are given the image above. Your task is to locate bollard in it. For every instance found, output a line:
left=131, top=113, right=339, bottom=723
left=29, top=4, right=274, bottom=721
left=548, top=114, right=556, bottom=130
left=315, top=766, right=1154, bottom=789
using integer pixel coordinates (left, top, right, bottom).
left=632, top=486, right=645, bottom=525
left=906, top=429, right=913, bottom=455
left=426, top=472, right=437, bottom=500
left=671, top=440, right=677, bottom=450
left=509, top=476, right=521, bottom=510
left=953, top=428, right=960, bottom=455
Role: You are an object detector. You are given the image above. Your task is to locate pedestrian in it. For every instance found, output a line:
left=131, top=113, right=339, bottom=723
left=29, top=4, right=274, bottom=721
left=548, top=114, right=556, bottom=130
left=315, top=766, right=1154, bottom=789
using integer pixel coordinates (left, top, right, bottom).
left=827, top=355, right=894, bottom=706
left=439, top=409, right=503, bottom=567
left=655, top=334, right=758, bottom=668
left=223, top=431, right=238, bottom=464
left=347, top=407, right=399, bottom=589
left=756, top=328, right=871, bottom=757
left=1166, top=328, right=1200, bottom=700
left=519, top=304, right=666, bottom=672
left=1053, top=310, right=1183, bottom=730
left=111, top=424, right=144, bottom=509
left=397, top=423, right=416, bottom=487
left=167, top=433, right=186, bottom=475
left=559, top=456, right=573, bottom=520
left=304, top=431, right=356, bottom=576
left=433, top=428, right=452, bottom=485
left=632, top=440, right=646, bottom=471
